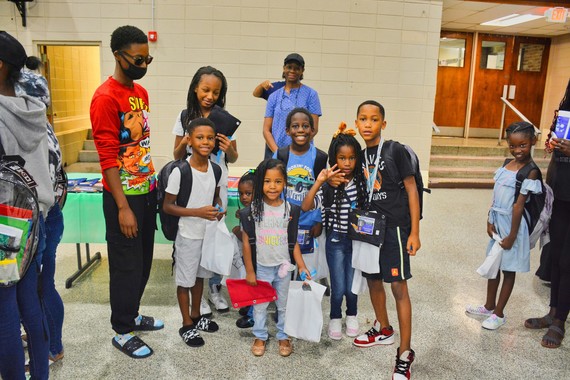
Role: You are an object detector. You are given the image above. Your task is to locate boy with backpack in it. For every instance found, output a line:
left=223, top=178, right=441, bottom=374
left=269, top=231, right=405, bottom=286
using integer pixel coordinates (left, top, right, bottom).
left=273, top=107, right=327, bottom=259
left=352, top=100, right=421, bottom=380
left=162, top=118, right=223, bottom=347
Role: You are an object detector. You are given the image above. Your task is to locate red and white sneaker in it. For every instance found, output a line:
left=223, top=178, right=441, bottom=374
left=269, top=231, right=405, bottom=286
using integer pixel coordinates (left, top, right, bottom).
left=353, top=320, right=395, bottom=347
left=393, top=347, right=415, bottom=379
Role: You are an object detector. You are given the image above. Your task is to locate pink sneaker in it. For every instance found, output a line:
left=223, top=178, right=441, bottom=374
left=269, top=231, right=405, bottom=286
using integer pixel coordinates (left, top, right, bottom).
left=345, top=315, right=359, bottom=337
left=328, top=319, right=342, bottom=340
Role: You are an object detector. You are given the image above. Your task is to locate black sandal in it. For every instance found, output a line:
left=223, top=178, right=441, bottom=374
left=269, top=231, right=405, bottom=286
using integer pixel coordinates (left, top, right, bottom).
left=112, top=336, right=153, bottom=359
left=524, top=314, right=553, bottom=329
left=133, top=315, right=164, bottom=331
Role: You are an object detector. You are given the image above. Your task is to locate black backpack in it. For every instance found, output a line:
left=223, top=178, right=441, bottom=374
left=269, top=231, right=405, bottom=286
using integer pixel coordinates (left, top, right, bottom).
left=239, top=203, right=300, bottom=273
left=0, top=142, right=40, bottom=287
left=503, top=158, right=552, bottom=248
left=276, top=146, right=328, bottom=181
left=383, top=141, right=430, bottom=219
left=157, top=159, right=222, bottom=241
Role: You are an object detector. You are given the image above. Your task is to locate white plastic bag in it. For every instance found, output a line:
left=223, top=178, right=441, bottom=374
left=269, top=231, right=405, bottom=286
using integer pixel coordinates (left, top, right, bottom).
left=200, top=216, right=234, bottom=276
left=476, top=237, right=503, bottom=279
left=284, top=280, right=327, bottom=342
left=301, top=234, right=329, bottom=281
left=352, top=240, right=380, bottom=273
left=351, top=269, right=369, bottom=295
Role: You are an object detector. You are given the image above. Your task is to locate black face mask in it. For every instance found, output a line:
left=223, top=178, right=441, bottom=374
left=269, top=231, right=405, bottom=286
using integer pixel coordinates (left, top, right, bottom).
left=121, top=61, right=147, bottom=80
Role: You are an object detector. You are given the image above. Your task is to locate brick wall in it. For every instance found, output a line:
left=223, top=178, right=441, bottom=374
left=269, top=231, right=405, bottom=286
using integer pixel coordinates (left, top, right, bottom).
left=1, top=0, right=443, bottom=170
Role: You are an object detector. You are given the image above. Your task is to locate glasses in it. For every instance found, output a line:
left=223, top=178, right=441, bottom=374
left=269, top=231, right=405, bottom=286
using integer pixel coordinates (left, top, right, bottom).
left=119, top=51, right=153, bottom=66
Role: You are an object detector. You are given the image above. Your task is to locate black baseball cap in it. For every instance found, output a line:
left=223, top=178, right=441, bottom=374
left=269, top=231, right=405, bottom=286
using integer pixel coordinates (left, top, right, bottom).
left=284, top=53, right=304, bottom=67
left=0, top=31, right=27, bottom=71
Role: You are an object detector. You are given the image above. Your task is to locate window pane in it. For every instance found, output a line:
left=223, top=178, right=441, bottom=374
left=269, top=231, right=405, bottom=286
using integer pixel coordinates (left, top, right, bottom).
left=517, top=43, right=545, bottom=72
left=480, top=41, right=505, bottom=70
left=438, top=38, right=466, bottom=67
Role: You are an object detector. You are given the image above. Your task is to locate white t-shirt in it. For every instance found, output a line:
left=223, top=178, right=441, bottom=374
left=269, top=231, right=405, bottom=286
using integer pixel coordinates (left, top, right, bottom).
left=165, top=159, right=216, bottom=239
left=254, top=201, right=290, bottom=266
left=172, top=110, right=230, bottom=209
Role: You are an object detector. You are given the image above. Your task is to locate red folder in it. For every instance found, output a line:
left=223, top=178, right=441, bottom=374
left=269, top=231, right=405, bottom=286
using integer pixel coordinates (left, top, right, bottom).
left=226, top=279, right=277, bottom=308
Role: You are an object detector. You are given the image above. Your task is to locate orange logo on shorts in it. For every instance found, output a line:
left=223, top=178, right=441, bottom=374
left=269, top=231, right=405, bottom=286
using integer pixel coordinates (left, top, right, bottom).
left=391, top=268, right=399, bottom=277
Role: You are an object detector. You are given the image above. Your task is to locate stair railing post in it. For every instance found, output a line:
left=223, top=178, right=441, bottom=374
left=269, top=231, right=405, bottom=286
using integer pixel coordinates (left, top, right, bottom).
left=498, top=98, right=507, bottom=146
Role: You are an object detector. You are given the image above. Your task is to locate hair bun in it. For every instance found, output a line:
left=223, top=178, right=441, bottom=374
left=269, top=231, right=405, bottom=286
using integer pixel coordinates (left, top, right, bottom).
left=25, top=56, right=42, bottom=70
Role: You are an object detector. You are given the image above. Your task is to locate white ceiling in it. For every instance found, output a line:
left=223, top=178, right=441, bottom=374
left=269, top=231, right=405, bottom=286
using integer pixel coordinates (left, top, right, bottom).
left=442, top=1, right=570, bottom=36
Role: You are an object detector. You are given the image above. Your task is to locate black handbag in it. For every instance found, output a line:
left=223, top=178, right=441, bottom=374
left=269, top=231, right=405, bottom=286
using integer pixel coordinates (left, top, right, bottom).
left=347, top=208, right=386, bottom=247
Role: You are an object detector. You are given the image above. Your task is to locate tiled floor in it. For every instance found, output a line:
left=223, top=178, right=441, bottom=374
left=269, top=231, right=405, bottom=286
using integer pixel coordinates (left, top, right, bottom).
left=45, top=188, right=568, bottom=380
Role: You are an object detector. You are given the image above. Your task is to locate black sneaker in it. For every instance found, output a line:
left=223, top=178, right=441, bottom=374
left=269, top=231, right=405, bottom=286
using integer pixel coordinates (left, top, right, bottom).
left=179, top=325, right=204, bottom=347
left=392, top=347, right=415, bottom=379
left=236, top=316, right=254, bottom=329
left=195, top=316, right=219, bottom=333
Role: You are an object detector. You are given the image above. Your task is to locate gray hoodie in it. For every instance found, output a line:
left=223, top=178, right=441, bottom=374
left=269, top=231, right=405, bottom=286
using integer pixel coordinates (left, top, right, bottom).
left=0, top=93, right=54, bottom=215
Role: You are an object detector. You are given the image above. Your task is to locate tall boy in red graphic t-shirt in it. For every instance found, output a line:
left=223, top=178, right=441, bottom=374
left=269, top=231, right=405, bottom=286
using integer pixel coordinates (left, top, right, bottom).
left=90, top=25, right=163, bottom=359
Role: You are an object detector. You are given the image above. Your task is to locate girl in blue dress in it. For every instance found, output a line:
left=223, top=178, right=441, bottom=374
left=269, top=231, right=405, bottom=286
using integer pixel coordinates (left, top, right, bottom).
left=466, top=122, right=543, bottom=330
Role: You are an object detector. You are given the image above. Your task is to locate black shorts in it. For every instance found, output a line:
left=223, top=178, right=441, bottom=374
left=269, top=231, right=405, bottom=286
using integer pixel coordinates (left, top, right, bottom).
left=362, top=226, right=412, bottom=283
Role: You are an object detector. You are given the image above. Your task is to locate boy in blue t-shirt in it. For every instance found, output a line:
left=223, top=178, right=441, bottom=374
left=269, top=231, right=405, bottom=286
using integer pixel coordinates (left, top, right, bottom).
left=351, top=100, right=421, bottom=380
left=273, top=107, right=327, bottom=257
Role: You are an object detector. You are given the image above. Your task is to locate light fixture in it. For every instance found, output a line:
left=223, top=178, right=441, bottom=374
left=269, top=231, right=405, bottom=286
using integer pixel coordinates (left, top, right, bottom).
left=481, top=14, right=543, bottom=27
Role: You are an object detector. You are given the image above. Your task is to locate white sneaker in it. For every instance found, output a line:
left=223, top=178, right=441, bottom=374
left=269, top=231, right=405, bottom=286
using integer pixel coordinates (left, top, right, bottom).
left=328, top=318, right=342, bottom=340
left=465, top=304, right=493, bottom=316
left=209, top=284, right=229, bottom=312
left=482, top=314, right=506, bottom=330
left=346, top=315, right=359, bottom=337
left=200, top=296, right=212, bottom=317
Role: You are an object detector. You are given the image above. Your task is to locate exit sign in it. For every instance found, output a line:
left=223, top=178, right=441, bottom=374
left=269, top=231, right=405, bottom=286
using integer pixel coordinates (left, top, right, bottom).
left=545, top=7, right=568, bottom=23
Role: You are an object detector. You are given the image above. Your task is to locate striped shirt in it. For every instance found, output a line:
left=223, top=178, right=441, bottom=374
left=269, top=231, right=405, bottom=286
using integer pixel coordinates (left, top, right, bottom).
left=313, top=180, right=357, bottom=234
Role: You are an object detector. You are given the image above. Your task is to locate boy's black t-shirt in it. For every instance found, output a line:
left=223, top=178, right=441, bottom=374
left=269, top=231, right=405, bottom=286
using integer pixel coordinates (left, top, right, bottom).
left=362, top=141, right=415, bottom=228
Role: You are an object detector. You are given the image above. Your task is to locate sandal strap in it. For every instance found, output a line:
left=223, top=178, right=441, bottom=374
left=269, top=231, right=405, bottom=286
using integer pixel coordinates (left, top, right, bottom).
left=122, top=336, right=148, bottom=353
left=548, top=325, right=565, bottom=337
left=139, top=315, right=156, bottom=327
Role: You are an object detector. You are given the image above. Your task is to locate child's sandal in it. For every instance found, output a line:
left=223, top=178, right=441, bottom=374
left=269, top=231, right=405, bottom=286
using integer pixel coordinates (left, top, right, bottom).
left=541, top=325, right=564, bottom=349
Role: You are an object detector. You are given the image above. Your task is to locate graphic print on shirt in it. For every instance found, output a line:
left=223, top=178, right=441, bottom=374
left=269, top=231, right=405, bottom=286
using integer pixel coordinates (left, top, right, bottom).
left=286, top=165, right=315, bottom=203
left=117, top=97, right=155, bottom=191
left=364, top=160, right=388, bottom=201
left=257, top=209, right=288, bottom=247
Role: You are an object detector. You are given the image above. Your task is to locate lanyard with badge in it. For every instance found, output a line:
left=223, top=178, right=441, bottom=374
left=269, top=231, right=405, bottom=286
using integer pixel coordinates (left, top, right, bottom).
left=347, top=138, right=386, bottom=247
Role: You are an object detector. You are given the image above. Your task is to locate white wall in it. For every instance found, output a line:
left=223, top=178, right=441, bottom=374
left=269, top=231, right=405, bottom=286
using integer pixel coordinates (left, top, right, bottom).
left=1, top=0, right=442, bottom=170
left=541, top=33, right=570, bottom=139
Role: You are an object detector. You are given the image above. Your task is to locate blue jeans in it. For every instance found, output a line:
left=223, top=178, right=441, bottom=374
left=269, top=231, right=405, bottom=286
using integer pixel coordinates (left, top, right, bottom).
left=326, top=231, right=358, bottom=319
left=19, top=214, right=49, bottom=379
left=252, top=264, right=290, bottom=341
left=42, top=203, right=65, bottom=356
left=0, top=285, right=25, bottom=379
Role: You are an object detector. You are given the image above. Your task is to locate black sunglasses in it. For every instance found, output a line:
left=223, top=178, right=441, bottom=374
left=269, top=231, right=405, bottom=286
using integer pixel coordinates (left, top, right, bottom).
left=119, top=50, right=153, bottom=66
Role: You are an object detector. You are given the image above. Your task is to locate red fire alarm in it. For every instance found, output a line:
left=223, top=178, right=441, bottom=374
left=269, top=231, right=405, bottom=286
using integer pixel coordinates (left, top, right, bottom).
left=148, top=31, right=158, bottom=42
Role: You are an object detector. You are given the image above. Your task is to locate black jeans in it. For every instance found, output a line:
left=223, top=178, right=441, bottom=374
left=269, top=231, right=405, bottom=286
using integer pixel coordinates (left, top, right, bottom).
left=103, top=189, right=157, bottom=334
left=549, top=199, right=570, bottom=322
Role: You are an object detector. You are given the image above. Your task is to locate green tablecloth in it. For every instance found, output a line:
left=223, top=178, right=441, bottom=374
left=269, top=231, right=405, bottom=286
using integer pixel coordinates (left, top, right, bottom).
left=62, top=174, right=240, bottom=245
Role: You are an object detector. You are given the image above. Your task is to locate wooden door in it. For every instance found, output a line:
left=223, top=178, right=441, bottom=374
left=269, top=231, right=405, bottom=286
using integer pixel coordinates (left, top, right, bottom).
left=434, top=31, right=473, bottom=130
left=505, top=37, right=550, bottom=127
left=469, top=34, right=515, bottom=131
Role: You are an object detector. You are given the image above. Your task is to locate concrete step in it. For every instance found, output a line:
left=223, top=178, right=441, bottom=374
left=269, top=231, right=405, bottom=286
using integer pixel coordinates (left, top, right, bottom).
left=78, top=150, right=99, bottom=163
left=429, top=166, right=496, bottom=179
left=431, top=145, right=548, bottom=157
left=65, top=162, right=101, bottom=174
left=429, top=177, right=494, bottom=189
left=430, top=155, right=550, bottom=170
left=83, top=139, right=96, bottom=151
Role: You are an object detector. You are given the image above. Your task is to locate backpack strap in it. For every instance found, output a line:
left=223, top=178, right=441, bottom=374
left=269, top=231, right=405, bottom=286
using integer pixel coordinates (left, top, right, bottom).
left=211, top=161, right=222, bottom=185
left=513, top=160, right=541, bottom=203
left=287, top=203, right=301, bottom=264
left=313, top=149, right=328, bottom=177
left=181, top=109, right=188, bottom=134
left=276, top=146, right=290, bottom=165
left=239, top=206, right=257, bottom=274
left=174, top=160, right=193, bottom=208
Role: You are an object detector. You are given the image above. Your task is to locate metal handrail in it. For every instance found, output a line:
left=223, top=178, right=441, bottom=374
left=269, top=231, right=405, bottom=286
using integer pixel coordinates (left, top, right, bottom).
left=498, top=97, right=541, bottom=145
